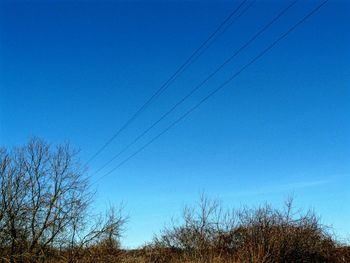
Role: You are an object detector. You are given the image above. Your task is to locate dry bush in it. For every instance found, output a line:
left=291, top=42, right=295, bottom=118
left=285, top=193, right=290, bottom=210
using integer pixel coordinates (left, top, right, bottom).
left=233, top=199, right=337, bottom=262
left=334, top=246, right=350, bottom=262
left=149, top=195, right=236, bottom=263
left=148, top=195, right=346, bottom=263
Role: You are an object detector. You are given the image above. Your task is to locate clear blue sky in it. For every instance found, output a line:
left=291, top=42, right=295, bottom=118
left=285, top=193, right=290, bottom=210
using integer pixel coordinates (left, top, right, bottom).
left=0, top=0, right=349, bottom=247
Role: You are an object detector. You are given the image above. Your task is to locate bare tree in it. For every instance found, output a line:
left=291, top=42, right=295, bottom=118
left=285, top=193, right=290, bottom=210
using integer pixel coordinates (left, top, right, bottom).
left=0, top=138, right=126, bottom=262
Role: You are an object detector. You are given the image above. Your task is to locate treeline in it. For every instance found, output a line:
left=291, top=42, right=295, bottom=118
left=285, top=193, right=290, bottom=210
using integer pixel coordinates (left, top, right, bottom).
left=0, top=138, right=349, bottom=263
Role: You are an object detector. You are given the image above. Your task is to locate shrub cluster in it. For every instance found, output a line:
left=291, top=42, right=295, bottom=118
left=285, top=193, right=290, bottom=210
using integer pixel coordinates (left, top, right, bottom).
left=145, top=196, right=347, bottom=263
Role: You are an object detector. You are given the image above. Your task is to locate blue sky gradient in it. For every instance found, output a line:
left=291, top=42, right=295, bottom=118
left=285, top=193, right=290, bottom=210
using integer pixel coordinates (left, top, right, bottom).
left=1, top=0, right=349, bottom=247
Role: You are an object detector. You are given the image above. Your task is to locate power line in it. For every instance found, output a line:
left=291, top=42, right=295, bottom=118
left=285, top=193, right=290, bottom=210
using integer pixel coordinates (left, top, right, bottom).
left=182, top=0, right=257, bottom=68
left=94, top=0, right=329, bottom=184
left=85, top=0, right=249, bottom=165
left=92, top=0, right=297, bottom=175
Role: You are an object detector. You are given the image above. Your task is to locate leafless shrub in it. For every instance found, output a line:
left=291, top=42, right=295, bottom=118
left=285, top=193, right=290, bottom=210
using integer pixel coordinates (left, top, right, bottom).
left=233, top=199, right=337, bottom=262
left=151, top=194, right=236, bottom=263
left=149, top=195, right=345, bottom=263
